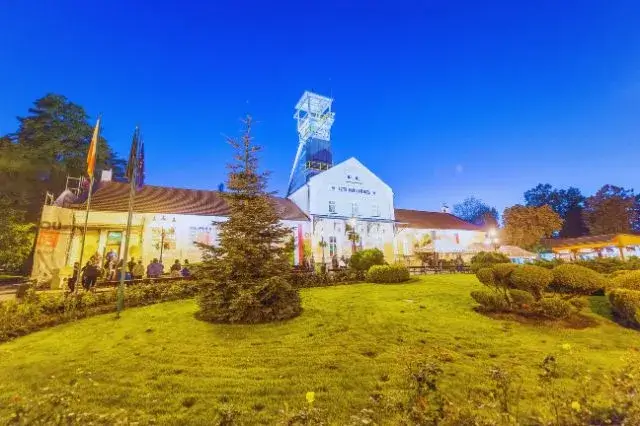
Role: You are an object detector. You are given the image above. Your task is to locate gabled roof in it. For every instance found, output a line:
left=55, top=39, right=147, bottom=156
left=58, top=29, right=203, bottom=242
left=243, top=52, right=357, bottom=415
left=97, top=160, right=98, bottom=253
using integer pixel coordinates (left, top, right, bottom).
left=395, top=209, right=483, bottom=231
left=307, top=157, right=394, bottom=193
left=69, top=182, right=308, bottom=221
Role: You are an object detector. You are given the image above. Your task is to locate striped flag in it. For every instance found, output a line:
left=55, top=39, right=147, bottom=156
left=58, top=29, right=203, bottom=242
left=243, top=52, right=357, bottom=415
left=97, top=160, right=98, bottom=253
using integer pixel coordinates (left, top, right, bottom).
left=86, top=117, right=100, bottom=178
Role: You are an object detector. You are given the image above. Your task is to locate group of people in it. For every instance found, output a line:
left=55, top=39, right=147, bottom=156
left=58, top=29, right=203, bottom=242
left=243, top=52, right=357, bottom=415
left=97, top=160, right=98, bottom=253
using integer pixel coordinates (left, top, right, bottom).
left=301, top=254, right=348, bottom=272
left=67, top=250, right=192, bottom=292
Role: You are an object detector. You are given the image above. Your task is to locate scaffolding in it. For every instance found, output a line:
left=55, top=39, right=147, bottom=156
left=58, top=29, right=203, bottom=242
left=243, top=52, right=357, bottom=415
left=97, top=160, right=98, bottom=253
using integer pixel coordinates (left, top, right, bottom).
left=287, top=91, right=335, bottom=195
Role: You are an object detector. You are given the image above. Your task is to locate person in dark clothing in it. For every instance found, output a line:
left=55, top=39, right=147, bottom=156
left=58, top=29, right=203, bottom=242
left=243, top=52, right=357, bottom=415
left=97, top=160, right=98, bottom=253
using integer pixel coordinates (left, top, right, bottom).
left=68, top=262, right=80, bottom=292
left=181, top=259, right=191, bottom=277
left=455, top=255, right=464, bottom=273
left=84, top=262, right=99, bottom=290
left=170, top=259, right=182, bottom=277
left=127, top=257, right=136, bottom=273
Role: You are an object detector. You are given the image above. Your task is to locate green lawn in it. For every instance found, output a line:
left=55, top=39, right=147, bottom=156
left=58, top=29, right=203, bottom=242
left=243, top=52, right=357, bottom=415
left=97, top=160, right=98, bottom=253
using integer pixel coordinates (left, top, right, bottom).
left=0, top=275, right=638, bottom=424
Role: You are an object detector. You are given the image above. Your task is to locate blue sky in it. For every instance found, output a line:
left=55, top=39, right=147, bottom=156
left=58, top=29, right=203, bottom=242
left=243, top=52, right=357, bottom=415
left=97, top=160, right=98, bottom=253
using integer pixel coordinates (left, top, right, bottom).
left=1, top=0, right=639, bottom=213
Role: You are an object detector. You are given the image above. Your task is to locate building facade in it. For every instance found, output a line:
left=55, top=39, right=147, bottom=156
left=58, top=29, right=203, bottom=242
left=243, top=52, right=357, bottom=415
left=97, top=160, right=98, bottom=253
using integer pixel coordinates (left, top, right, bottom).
left=31, top=91, right=489, bottom=280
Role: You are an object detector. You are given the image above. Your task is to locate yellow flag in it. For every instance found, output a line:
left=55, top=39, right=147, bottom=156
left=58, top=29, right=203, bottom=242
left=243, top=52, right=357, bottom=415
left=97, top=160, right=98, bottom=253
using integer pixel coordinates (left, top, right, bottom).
left=87, top=117, right=100, bottom=178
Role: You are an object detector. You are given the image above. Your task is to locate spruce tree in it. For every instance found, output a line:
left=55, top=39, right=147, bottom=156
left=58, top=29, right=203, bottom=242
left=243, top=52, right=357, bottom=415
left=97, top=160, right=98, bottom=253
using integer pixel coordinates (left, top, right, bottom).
left=197, top=116, right=302, bottom=323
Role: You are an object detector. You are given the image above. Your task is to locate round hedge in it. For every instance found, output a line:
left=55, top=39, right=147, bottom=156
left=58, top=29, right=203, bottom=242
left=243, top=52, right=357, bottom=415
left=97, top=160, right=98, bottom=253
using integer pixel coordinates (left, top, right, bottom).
left=510, top=265, right=553, bottom=299
left=610, top=270, right=640, bottom=291
left=475, top=267, right=496, bottom=287
left=366, top=264, right=410, bottom=283
left=551, top=264, right=609, bottom=296
left=608, top=289, right=640, bottom=328
left=536, top=297, right=573, bottom=319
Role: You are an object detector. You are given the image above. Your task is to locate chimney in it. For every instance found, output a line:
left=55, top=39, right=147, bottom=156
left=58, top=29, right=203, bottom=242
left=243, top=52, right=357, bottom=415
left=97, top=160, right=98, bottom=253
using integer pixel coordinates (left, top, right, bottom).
left=101, top=169, right=113, bottom=182
left=441, top=203, right=450, bottom=214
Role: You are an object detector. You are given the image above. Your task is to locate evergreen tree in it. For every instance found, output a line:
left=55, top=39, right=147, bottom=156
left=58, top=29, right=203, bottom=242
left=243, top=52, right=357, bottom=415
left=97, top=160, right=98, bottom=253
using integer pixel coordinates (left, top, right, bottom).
left=197, top=116, right=301, bottom=323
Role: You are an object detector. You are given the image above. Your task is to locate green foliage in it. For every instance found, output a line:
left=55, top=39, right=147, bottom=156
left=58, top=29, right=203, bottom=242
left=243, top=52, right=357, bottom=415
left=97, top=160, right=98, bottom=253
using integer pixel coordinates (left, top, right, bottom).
left=348, top=248, right=385, bottom=272
left=551, top=264, right=609, bottom=296
left=502, top=204, right=563, bottom=250
left=0, top=94, right=124, bottom=222
left=531, top=258, right=565, bottom=269
left=290, top=270, right=363, bottom=289
left=0, top=198, right=35, bottom=272
left=492, top=262, right=518, bottom=284
left=535, top=296, right=573, bottom=319
left=470, top=289, right=510, bottom=312
left=575, top=257, right=640, bottom=274
left=509, top=289, right=535, bottom=307
left=584, top=185, right=637, bottom=235
left=524, top=183, right=588, bottom=237
left=569, top=297, right=589, bottom=312
left=452, top=196, right=499, bottom=227
left=197, top=117, right=301, bottom=324
left=470, top=251, right=511, bottom=272
left=608, top=289, right=640, bottom=328
left=475, top=267, right=496, bottom=287
left=610, top=270, right=640, bottom=291
left=510, top=264, right=553, bottom=299
left=366, top=264, right=410, bottom=283
left=0, top=280, right=200, bottom=342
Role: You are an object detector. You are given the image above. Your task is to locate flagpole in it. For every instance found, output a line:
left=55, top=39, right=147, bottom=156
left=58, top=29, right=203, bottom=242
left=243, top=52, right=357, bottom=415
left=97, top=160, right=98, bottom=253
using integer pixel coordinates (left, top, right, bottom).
left=77, top=115, right=101, bottom=293
left=117, top=128, right=139, bottom=316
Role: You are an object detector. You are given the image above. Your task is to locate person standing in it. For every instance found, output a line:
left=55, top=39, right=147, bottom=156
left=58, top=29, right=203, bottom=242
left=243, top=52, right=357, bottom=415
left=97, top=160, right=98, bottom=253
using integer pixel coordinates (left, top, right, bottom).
left=68, top=262, right=80, bottom=292
left=84, top=262, right=99, bottom=290
left=127, top=257, right=136, bottom=273
left=170, top=259, right=182, bottom=277
left=132, top=260, right=145, bottom=280
left=147, top=259, right=156, bottom=278
left=181, top=259, right=191, bottom=277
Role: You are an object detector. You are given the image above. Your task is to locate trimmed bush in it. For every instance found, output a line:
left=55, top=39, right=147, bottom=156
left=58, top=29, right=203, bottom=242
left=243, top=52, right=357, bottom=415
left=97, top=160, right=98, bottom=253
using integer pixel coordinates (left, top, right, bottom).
left=531, top=258, right=565, bottom=270
left=509, top=289, right=535, bottom=308
left=492, top=263, right=518, bottom=286
left=470, top=252, right=511, bottom=272
left=475, top=268, right=496, bottom=287
left=349, top=248, right=386, bottom=272
left=510, top=265, right=553, bottom=299
left=610, top=270, right=640, bottom=291
left=366, top=264, right=410, bottom=283
left=569, top=297, right=589, bottom=312
left=470, top=290, right=510, bottom=312
left=536, top=297, right=573, bottom=319
left=551, top=264, right=609, bottom=296
left=609, top=289, right=640, bottom=328
left=609, top=269, right=633, bottom=279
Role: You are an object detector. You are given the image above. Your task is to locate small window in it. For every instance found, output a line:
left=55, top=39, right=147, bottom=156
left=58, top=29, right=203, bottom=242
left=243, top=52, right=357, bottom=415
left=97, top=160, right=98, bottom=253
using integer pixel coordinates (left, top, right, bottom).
left=351, top=202, right=359, bottom=216
left=329, top=236, right=337, bottom=256
left=372, top=204, right=380, bottom=217
left=329, top=201, right=336, bottom=214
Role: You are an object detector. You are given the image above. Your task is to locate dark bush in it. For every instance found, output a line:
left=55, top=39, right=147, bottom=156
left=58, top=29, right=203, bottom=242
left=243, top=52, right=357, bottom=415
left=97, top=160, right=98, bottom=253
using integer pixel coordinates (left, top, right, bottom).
left=349, top=249, right=386, bottom=272
left=535, top=297, right=573, bottom=319
left=289, top=270, right=363, bottom=289
left=610, top=270, right=640, bottom=291
left=575, top=257, right=635, bottom=274
left=609, top=289, right=640, bottom=328
left=475, top=268, right=496, bottom=288
left=510, top=265, right=553, bottom=299
left=569, top=297, right=589, bottom=312
left=509, top=289, right=535, bottom=308
left=492, top=263, right=518, bottom=286
left=366, top=264, right=410, bottom=283
left=470, top=290, right=510, bottom=312
left=470, top=252, right=511, bottom=272
left=551, top=264, right=609, bottom=296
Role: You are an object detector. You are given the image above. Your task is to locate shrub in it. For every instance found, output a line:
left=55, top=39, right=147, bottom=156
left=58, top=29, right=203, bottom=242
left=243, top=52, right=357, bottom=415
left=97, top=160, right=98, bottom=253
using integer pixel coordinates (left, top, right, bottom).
left=492, top=263, right=518, bottom=287
left=569, top=297, right=589, bottom=312
left=366, top=264, right=410, bottom=283
left=470, top=290, right=510, bottom=312
left=575, top=257, right=633, bottom=274
left=610, top=270, right=640, bottom=291
left=510, top=265, right=553, bottom=299
left=551, top=264, right=609, bottom=296
left=509, top=289, right=535, bottom=308
left=475, top=268, right=496, bottom=288
left=531, top=258, right=564, bottom=269
left=470, top=252, right=511, bottom=272
left=609, top=289, right=640, bottom=328
left=535, top=297, right=573, bottom=319
left=349, top=248, right=386, bottom=272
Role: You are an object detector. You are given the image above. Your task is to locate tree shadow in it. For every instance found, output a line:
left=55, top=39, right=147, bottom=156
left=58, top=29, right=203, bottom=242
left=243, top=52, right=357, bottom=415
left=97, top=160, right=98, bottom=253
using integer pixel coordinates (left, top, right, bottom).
left=588, top=295, right=613, bottom=321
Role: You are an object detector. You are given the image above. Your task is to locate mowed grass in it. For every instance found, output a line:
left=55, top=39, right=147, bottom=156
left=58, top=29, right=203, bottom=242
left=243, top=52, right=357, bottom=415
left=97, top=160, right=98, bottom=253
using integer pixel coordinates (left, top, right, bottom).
left=0, top=275, right=638, bottom=424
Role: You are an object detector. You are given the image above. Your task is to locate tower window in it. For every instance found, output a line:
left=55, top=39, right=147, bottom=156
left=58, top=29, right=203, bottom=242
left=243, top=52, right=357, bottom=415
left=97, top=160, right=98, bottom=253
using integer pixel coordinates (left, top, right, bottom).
left=329, top=201, right=336, bottom=214
left=351, top=202, right=359, bottom=216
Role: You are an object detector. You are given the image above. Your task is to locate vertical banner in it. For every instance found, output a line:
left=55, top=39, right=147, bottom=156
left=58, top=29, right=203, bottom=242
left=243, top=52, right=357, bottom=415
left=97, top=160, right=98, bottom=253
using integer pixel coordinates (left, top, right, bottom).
left=297, top=225, right=304, bottom=266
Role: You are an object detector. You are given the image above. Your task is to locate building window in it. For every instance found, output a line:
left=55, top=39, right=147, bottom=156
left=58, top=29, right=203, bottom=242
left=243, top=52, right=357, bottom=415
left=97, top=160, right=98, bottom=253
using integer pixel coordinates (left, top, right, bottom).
left=329, top=236, right=337, bottom=257
left=372, top=204, right=380, bottom=217
left=329, top=201, right=336, bottom=214
left=351, top=202, right=359, bottom=216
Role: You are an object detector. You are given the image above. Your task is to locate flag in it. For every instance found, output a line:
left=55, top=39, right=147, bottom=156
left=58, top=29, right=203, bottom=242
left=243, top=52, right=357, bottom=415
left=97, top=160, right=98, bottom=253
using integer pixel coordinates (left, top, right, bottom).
left=136, top=139, right=145, bottom=191
left=86, top=117, right=100, bottom=178
left=125, top=128, right=139, bottom=182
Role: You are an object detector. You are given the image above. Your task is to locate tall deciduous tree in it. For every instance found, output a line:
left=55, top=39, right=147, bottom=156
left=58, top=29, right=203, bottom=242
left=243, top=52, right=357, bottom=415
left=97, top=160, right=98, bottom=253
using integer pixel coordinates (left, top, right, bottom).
left=0, top=94, right=124, bottom=222
left=524, top=184, right=587, bottom=237
left=197, top=116, right=302, bottom=324
left=0, top=197, right=36, bottom=272
left=583, top=185, right=637, bottom=235
left=502, top=205, right=563, bottom=250
left=452, top=197, right=499, bottom=228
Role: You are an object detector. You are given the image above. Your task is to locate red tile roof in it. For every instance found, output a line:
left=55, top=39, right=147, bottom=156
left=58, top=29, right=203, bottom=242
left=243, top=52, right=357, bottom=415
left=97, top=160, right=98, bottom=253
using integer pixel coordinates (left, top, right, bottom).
left=394, top=209, right=483, bottom=231
left=69, top=182, right=308, bottom=221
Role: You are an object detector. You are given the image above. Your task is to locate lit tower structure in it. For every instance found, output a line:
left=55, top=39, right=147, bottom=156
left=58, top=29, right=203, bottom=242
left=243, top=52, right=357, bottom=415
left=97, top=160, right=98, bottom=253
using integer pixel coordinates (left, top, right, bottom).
left=287, top=91, right=335, bottom=195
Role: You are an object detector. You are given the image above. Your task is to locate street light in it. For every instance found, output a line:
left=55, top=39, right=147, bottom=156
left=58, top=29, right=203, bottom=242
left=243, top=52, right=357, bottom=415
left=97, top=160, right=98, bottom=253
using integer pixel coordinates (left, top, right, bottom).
left=153, top=215, right=175, bottom=264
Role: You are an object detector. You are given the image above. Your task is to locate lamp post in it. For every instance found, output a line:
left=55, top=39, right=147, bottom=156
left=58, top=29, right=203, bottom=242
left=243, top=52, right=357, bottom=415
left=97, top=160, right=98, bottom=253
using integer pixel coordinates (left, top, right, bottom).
left=154, top=215, right=174, bottom=264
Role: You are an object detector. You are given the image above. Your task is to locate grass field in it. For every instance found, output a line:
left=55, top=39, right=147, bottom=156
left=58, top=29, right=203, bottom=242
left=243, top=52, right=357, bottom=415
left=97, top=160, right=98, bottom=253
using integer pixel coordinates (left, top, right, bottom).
left=0, top=275, right=638, bottom=424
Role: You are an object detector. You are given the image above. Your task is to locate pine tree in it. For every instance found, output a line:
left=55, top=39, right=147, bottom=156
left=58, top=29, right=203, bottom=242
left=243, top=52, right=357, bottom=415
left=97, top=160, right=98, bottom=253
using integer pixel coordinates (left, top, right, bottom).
left=197, top=116, right=302, bottom=323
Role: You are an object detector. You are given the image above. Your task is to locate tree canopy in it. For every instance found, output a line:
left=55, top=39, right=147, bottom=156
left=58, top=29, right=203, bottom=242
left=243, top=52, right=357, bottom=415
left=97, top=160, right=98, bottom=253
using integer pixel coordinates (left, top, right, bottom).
left=583, top=185, right=637, bottom=235
left=502, top=205, right=563, bottom=250
left=523, top=183, right=587, bottom=238
left=0, top=94, right=124, bottom=222
left=452, top=197, right=499, bottom=228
